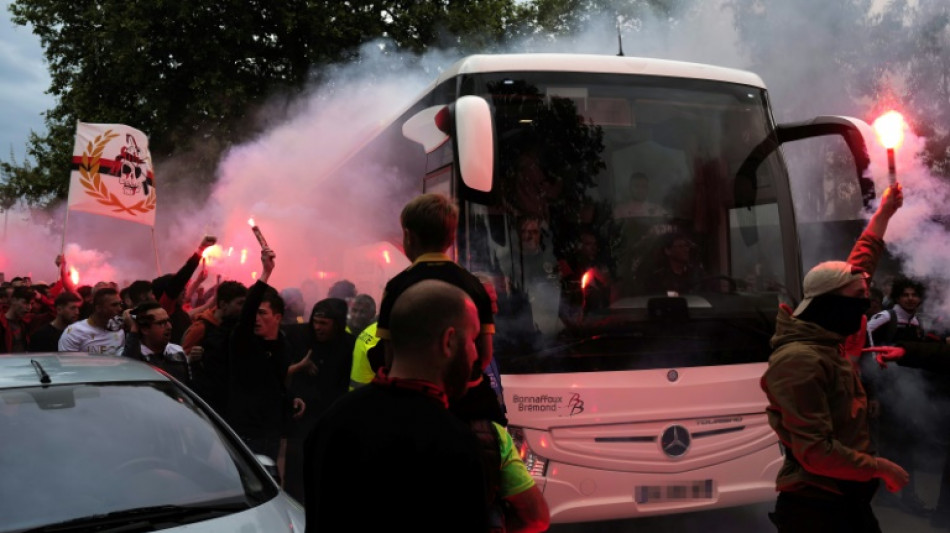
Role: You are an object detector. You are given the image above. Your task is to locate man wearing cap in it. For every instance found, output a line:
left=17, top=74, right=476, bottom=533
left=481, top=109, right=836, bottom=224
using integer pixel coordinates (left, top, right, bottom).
left=763, top=184, right=908, bottom=532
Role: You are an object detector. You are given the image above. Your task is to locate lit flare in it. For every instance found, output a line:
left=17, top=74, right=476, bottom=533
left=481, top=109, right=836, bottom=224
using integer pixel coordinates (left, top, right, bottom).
left=201, top=244, right=223, bottom=266
left=247, top=217, right=269, bottom=248
left=872, top=110, right=906, bottom=150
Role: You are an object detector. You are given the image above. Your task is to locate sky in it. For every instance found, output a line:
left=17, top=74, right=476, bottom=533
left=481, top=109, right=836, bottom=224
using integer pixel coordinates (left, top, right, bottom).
left=0, top=1, right=52, bottom=162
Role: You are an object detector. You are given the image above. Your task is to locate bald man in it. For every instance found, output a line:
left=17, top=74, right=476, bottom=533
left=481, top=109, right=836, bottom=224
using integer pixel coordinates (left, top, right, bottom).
left=303, top=280, right=488, bottom=532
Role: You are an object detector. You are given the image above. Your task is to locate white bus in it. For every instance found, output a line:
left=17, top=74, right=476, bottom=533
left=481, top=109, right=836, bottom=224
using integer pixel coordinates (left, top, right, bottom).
left=339, top=53, right=875, bottom=524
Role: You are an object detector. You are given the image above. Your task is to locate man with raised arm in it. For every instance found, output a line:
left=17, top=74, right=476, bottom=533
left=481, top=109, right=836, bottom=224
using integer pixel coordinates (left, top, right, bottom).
left=763, top=184, right=908, bottom=532
left=227, top=246, right=304, bottom=460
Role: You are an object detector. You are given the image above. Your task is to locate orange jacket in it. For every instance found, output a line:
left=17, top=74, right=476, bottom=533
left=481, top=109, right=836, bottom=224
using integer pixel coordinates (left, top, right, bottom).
left=182, top=306, right=219, bottom=353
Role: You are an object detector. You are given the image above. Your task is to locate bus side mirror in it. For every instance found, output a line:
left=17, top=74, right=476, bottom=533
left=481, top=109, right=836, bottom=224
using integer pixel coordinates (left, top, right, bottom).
left=453, top=96, right=495, bottom=193
left=402, top=95, right=495, bottom=194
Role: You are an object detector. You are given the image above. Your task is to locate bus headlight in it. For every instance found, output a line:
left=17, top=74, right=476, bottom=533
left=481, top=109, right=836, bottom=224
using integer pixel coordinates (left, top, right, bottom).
left=509, top=426, right=549, bottom=477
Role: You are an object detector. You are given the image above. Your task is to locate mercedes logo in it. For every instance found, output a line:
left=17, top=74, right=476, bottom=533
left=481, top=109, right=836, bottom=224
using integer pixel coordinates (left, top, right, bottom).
left=660, top=425, right=691, bottom=458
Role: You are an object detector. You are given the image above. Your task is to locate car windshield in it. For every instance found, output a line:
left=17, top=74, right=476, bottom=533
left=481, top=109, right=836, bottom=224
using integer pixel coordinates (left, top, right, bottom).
left=461, top=72, right=790, bottom=372
left=0, top=380, right=275, bottom=532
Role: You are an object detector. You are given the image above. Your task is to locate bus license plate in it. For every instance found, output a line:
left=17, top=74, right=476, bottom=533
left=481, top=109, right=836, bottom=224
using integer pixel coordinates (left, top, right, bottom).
left=635, top=480, right=715, bottom=503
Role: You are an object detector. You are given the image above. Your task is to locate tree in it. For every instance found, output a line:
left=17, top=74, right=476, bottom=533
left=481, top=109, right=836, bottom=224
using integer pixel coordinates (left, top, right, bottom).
left=886, top=0, right=950, bottom=177
left=523, top=0, right=679, bottom=36
left=1, top=0, right=531, bottom=207
left=730, top=0, right=950, bottom=183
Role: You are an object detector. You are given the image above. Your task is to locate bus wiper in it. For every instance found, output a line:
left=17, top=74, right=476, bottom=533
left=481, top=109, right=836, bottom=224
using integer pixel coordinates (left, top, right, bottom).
left=21, top=499, right=251, bottom=532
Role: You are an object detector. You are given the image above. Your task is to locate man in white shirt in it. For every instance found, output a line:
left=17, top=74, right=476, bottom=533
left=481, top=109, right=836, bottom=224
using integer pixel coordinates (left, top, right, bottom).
left=866, top=275, right=932, bottom=517
left=58, top=287, right=125, bottom=355
left=868, top=276, right=927, bottom=345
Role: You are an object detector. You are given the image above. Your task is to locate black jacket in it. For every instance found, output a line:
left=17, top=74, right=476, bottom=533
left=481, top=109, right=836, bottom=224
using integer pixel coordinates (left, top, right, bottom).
left=303, top=382, right=489, bottom=532
left=227, top=280, right=295, bottom=440
left=895, top=341, right=950, bottom=375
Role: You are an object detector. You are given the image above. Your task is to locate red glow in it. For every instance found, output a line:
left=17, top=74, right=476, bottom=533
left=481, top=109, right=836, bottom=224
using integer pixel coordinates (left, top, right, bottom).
left=382, top=250, right=391, bottom=264
left=873, top=110, right=906, bottom=149
left=435, top=106, right=451, bottom=134
left=581, top=270, right=593, bottom=290
left=69, top=266, right=79, bottom=286
left=317, top=271, right=327, bottom=280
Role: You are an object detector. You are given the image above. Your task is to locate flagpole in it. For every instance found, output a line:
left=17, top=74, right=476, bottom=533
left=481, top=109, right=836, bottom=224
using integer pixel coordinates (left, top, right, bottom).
left=62, top=119, right=80, bottom=256
left=151, top=227, right=162, bottom=275
left=60, top=207, right=71, bottom=255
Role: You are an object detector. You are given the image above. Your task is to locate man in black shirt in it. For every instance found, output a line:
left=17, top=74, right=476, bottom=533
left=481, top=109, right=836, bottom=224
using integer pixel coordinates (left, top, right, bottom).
left=373, top=193, right=503, bottom=425
left=227, top=247, right=305, bottom=460
left=304, top=280, right=489, bottom=532
left=29, top=292, right=82, bottom=352
left=1, top=287, right=35, bottom=353
left=283, top=297, right=355, bottom=501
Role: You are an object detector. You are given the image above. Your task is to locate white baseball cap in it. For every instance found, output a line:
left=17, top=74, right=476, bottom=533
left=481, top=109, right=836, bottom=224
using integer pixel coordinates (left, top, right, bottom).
left=793, top=260, right=868, bottom=316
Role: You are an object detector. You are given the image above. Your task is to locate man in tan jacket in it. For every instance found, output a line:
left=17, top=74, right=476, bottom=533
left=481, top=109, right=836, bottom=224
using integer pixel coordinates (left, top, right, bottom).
left=762, top=184, right=909, bottom=532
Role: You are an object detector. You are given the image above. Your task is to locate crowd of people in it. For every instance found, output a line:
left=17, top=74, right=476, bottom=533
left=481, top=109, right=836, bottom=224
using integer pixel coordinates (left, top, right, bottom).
left=0, top=193, right=550, bottom=533
left=7, top=184, right=950, bottom=532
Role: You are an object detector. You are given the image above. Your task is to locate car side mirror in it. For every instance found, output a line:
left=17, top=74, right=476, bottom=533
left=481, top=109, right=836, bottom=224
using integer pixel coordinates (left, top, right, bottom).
left=255, top=454, right=281, bottom=485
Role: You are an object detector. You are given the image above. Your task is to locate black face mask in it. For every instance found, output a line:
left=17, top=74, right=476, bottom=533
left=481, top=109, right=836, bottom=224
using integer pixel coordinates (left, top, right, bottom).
left=797, top=293, right=870, bottom=336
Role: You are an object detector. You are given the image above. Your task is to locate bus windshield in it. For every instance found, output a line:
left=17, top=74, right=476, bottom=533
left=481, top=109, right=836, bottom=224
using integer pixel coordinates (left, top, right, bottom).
left=459, top=72, right=792, bottom=374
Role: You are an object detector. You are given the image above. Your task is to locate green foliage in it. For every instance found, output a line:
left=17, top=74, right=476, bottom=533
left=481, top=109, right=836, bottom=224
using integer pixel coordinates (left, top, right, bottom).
left=729, top=0, right=950, bottom=179
left=7, top=0, right=948, bottom=212
left=1, top=0, right=532, bottom=208
left=888, top=0, right=950, bottom=177
left=526, top=0, right=678, bottom=35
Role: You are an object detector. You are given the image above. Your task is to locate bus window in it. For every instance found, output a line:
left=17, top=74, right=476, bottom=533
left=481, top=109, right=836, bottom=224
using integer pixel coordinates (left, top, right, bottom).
left=460, top=72, right=783, bottom=369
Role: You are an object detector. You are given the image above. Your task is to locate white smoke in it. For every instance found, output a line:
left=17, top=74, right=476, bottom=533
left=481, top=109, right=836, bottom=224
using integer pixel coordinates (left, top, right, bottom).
left=5, top=0, right=949, bottom=319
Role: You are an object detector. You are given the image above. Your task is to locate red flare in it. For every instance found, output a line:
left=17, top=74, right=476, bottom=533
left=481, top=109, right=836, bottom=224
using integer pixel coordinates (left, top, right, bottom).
left=873, top=110, right=906, bottom=150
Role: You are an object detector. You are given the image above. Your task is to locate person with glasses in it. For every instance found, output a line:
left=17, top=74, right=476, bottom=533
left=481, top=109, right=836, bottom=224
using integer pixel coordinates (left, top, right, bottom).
left=122, top=300, right=203, bottom=385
